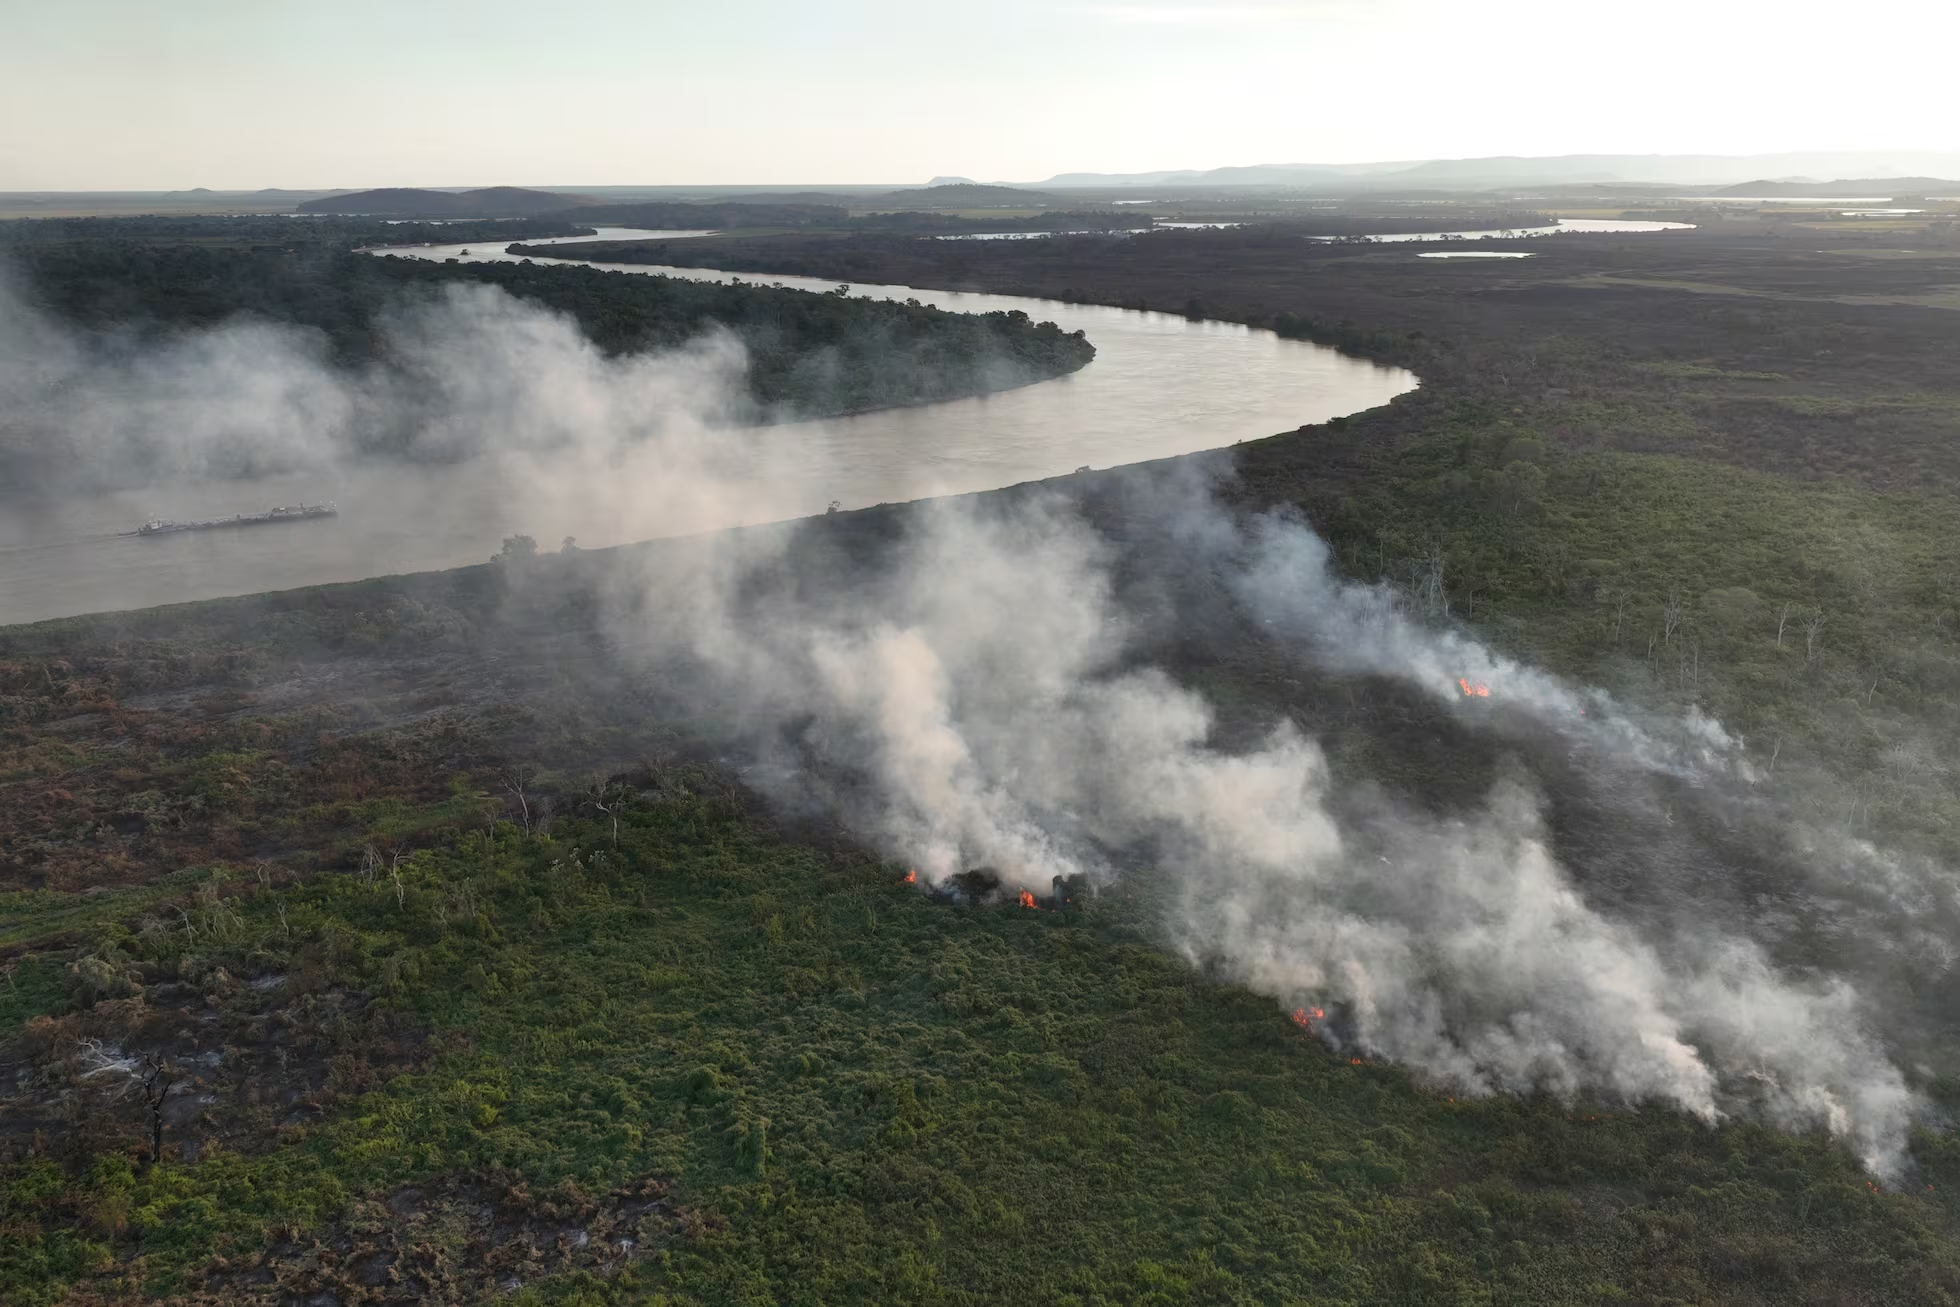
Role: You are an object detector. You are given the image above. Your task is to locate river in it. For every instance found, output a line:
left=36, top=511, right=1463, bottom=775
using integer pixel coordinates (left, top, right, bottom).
left=0, top=231, right=1417, bottom=625
left=1346, top=218, right=1695, bottom=243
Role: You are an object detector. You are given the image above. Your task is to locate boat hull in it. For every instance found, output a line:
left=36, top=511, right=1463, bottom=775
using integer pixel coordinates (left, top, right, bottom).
left=134, top=505, right=339, bottom=536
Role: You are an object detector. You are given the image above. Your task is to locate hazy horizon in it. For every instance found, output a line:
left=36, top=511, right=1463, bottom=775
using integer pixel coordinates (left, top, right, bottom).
left=13, top=146, right=1960, bottom=200
left=5, top=0, right=1956, bottom=191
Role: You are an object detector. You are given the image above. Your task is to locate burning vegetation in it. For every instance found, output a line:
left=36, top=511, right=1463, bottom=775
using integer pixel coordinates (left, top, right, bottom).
left=3, top=652, right=1958, bottom=1303
left=14, top=207, right=1960, bottom=1300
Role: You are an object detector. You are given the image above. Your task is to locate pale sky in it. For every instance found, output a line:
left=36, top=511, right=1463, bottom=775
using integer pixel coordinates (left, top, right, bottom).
left=3, top=0, right=1956, bottom=190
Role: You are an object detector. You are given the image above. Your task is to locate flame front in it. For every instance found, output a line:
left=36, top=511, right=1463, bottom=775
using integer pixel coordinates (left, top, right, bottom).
left=1290, top=1006, right=1324, bottom=1032
left=1018, top=890, right=1037, bottom=909
left=903, top=868, right=917, bottom=884
left=1458, top=677, right=1491, bottom=698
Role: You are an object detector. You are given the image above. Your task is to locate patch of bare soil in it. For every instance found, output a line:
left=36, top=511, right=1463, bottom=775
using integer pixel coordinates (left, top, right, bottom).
left=192, top=1172, right=687, bottom=1305
left=1, top=961, right=424, bottom=1169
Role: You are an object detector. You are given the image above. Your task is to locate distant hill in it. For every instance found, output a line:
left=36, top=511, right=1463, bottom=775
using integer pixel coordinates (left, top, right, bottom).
left=1710, top=177, right=1960, bottom=197
left=1036, top=162, right=1414, bottom=188
left=875, top=183, right=1056, bottom=207
left=1034, top=151, right=1960, bottom=191
left=297, top=187, right=597, bottom=218
left=563, top=200, right=848, bottom=229
left=926, top=175, right=978, bottom=186
left=1385, top=155, right=1960, bottom=189
left=706, top=190, right=860, bottom=207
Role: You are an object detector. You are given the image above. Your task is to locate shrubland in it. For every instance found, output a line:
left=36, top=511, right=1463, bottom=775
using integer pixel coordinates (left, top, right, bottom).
left=10, top=220, right=1960, bottom=1302
left=9, top=750, right=1960, bottom=1305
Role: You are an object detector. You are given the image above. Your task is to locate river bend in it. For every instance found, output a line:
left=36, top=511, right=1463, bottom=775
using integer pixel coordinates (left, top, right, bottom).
left=0, top=231, right=1417, bottom=624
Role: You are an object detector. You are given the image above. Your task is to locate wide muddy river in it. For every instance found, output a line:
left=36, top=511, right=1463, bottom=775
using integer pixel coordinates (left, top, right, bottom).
left=0, top=230, right=1417, bottom=625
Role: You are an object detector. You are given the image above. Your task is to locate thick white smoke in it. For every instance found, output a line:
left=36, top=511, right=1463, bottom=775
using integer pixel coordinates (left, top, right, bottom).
left=601, top=478, right=1922, bottom=1177
left=0, top=268, right=359, bottom=486
left=3, top=262, right=1927, bottom=1174
left=0, top=273, right=771, bottom=523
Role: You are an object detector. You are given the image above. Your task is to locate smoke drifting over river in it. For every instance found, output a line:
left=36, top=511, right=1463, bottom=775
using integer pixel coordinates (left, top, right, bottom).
left=0, top=273, right=762, bottom=501
left=3, top=268, right=1936, bottom=1176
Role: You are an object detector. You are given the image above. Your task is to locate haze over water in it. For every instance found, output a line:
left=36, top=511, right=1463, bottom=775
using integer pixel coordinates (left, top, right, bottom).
left=0, top=235, right=1416, bottom=625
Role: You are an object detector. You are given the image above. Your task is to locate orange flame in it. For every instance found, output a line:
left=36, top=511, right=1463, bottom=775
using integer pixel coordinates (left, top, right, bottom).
left=902, top=868, right=917, bottom=884
left=1018, top=890, right=1037, bottom=909
left=1289, top=1006, right=1324, bottom=1031
left=1458, top=677, right=1491, bottom=698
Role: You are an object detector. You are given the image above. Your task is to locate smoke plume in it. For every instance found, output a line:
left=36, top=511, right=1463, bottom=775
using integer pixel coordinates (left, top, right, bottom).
left=0, top=272, right=768, bottom=504
left=596, top=466, right=1930, bottom=1178
left=4, top=264, right=1938, bottom=1176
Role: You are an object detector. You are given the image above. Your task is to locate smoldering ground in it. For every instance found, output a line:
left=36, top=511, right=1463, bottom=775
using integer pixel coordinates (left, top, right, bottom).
left=3, top=264, right=1947, bottom=1176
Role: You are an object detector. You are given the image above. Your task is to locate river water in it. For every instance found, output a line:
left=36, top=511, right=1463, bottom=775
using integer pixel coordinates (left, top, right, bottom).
left=1346, top=218, right=1695, bottom=243
left=0, top=231, right=1417, bottom=625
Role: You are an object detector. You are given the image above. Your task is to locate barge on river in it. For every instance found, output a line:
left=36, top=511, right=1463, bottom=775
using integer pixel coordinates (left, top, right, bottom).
left=128, top=503, right=339, bottom=537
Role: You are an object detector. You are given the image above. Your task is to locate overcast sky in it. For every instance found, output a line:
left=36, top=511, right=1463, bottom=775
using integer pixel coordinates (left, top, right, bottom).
left=4, top=0, right=1956, bottom=189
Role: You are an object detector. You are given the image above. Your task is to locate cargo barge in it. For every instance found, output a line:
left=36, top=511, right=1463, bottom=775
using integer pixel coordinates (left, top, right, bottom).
left=128, top=503, right=339, bottom=537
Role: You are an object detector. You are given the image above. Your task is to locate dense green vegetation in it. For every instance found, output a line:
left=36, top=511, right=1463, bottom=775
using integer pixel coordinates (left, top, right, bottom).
left=13, top=218, right=1960, bottom=1302
left=293, top=187, right=597, bottom=219
left=9, top=744, right=1960, bottom=1306
left=848, top=211, right=1152, bottom=234
left=0, top=214, right=595, bottom=250
left=5, top=237, right=1091, bottom=397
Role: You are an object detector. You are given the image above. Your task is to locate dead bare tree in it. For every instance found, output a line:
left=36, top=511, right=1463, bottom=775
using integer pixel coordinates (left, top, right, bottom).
left=1776, top=601, right=1794, bottom=648
left=77, top=1039, right=177, bottom=1167
left=1662, top=590, right=1684, bottom=648
left=1410, top=548, right=1450, bottom=620
left=586, top=777, right=631, bottom=849
left=1881, top=740, right=1932, bottom=785
left=1604, top=587, right=1631, bottom=644
left=1803, top=612, right=1827, bottom=669
left=500, top=765, right=539, bottom=834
